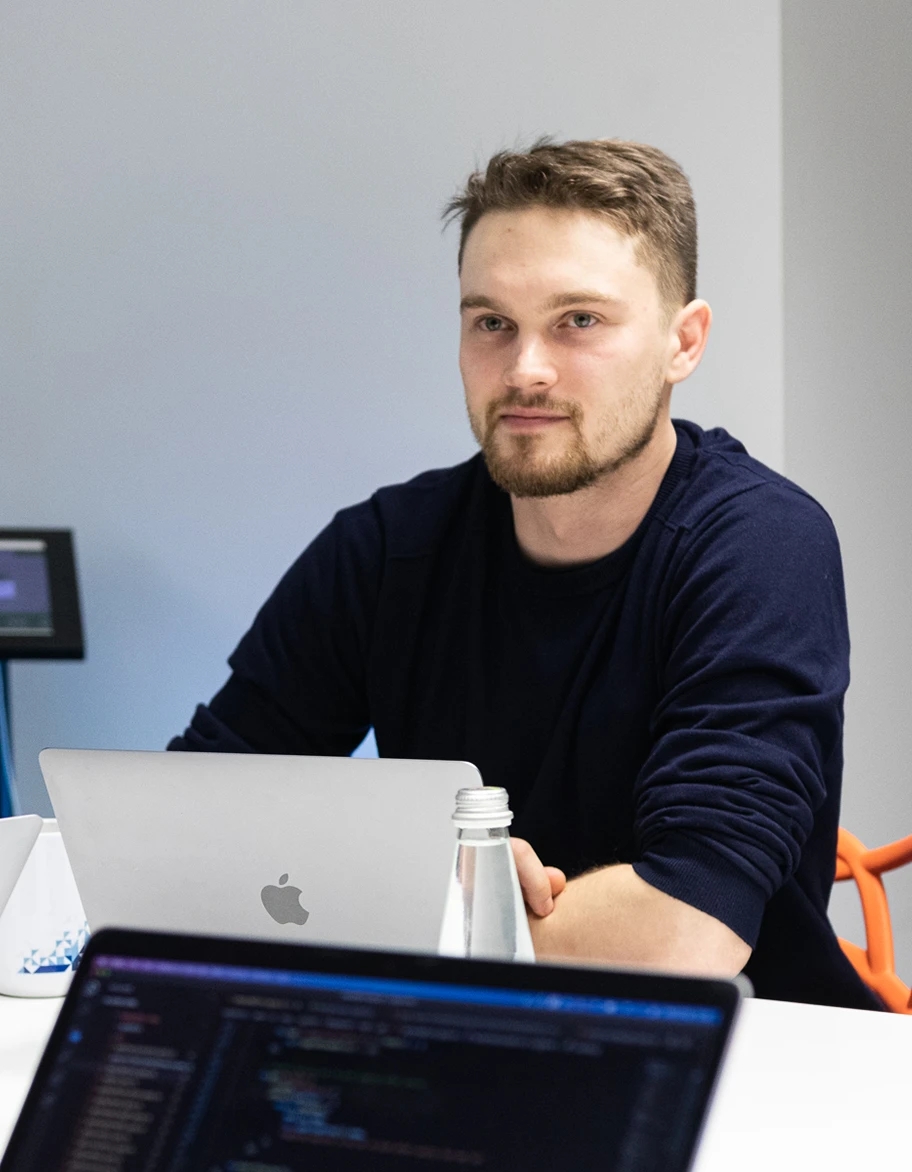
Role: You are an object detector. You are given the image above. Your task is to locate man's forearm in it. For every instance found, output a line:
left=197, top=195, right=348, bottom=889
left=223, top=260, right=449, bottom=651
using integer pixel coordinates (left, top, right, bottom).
left=529, top=863, right=751, bottom=978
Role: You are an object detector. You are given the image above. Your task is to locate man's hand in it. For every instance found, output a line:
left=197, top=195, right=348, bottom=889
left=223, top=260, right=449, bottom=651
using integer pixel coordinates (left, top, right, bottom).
left=510, top=837, right=566, bottom=916
left=510, top=837, right=750, bottom=978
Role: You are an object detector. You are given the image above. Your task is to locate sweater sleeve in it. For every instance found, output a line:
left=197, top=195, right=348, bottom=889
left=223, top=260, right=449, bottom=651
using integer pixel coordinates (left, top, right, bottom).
left=631, top=482, right=849, bottom=947
left=168, top=499, right=383, bottom=755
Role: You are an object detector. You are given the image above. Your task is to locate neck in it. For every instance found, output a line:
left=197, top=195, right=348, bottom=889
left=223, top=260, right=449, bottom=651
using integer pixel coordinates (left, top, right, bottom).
left=509, top=416, right=678, bottom=567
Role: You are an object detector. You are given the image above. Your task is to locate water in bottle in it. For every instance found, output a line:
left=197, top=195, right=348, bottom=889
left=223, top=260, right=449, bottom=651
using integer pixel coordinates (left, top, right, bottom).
left=437, top=786, right=535, bottom=962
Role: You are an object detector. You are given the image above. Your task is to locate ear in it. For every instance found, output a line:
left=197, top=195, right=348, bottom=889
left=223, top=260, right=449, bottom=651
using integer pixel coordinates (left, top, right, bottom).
left=666, top=300, right=712, bottom=386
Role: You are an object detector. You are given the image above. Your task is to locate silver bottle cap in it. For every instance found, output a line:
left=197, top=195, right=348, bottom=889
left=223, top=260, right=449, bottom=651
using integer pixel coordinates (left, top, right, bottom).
left=451, top=786, right=514, bottom=829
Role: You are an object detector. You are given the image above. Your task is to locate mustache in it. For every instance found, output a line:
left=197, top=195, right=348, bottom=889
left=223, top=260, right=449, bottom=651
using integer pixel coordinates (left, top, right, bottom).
left=487, top=391, right=583, bottom=421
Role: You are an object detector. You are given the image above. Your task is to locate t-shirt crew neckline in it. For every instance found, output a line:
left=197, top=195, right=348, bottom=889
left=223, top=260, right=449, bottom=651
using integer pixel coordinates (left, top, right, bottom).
left=499, top=423, right=696, bottom=599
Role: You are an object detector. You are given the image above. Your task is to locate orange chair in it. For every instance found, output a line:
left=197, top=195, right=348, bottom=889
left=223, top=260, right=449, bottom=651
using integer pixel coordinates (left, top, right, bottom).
left=834, top=827, right=912, bottom=1013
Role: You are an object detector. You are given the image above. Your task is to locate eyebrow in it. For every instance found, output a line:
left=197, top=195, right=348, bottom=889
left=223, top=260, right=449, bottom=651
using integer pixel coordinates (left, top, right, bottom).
left=459, top=294, right=510, bottom=313
left=541, top=290, right=626, bottom=311
left=459, top=290, right=626, bottom=314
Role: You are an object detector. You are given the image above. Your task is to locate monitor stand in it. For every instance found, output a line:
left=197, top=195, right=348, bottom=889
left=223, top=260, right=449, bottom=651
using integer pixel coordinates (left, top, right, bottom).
left=0, top=661, right=16, bottom=817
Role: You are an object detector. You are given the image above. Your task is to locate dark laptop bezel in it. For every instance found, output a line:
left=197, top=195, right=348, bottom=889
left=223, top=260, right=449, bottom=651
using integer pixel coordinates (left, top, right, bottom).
left=2, top=927, right=741, bottom=1170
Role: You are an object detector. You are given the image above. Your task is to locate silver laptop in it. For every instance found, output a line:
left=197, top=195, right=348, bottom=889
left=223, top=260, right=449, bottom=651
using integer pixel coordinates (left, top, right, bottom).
left=40, top=749, right=480, bottom=952
left=0, top=814, right=42, bottom=917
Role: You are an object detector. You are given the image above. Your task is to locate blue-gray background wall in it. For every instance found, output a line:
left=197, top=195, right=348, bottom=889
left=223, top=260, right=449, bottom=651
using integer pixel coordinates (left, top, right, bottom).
left=10, top=0, right=909, bottom=986
left=8, top=0, right=908, bottom=986
left=782, top=0, right=912, bottom=978
left=2, top=0, right=784, bottom=805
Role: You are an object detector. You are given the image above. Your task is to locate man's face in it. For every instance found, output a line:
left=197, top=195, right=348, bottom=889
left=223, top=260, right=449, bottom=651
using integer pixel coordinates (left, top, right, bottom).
left=459, top=206, right=679, bottom=498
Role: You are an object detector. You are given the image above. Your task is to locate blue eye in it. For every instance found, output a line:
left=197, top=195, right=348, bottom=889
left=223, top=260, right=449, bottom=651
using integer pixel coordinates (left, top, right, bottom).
left=569, top=312, right=596, bottom=328
left=480, top=316, right=504, bottom=331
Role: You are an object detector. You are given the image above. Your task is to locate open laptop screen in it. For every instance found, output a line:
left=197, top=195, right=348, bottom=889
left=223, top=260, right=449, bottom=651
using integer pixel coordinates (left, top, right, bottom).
left=2, top=929, right=738, bottom=1172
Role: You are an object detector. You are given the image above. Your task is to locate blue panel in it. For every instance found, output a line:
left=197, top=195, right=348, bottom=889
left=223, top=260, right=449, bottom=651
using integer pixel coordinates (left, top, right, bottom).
left=0, top=661, right=15, bottom=817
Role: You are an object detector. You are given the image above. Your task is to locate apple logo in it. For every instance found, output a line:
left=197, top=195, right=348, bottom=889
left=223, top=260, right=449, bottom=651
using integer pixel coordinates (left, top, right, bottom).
left=260, top=873, right=310, bottom=926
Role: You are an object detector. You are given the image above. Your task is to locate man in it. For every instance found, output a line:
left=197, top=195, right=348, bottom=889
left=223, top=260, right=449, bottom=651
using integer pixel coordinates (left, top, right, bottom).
left=171, top=139, right=880, bottom=1009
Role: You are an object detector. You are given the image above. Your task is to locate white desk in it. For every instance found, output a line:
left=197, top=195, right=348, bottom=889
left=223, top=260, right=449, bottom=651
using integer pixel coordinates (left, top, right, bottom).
left=1, top=993, right=910, bottom=1167
left=0, top=995, right=62, bottom=1155
left=692, top=998, right=911, bottom=1170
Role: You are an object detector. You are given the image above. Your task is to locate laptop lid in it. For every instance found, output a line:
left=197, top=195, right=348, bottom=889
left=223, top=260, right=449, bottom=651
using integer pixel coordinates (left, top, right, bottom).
left=0, top=815, right=42, bottom=917
left=2, top=927, right=740, bottom=1172
left=39, top=749, right=481, bottom=953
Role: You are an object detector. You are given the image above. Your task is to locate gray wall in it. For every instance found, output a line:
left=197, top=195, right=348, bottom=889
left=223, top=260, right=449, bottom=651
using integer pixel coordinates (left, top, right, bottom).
left=2, top=1, right=784, bottom=812
left=782, top=1, right=912, bottom=976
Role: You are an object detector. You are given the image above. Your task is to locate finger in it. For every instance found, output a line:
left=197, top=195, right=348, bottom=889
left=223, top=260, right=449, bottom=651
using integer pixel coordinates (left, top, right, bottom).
left=544, top=866, right=567, bottom=899
left=511, top=837, right=555, bottom=917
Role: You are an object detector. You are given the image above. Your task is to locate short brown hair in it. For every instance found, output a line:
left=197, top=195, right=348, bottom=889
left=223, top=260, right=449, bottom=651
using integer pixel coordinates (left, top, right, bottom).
left=444, top=137, right=698, bottom=309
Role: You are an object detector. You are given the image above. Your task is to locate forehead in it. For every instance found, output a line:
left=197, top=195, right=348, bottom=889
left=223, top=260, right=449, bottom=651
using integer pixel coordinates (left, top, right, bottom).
left=459, top=206, right=657, bottom=303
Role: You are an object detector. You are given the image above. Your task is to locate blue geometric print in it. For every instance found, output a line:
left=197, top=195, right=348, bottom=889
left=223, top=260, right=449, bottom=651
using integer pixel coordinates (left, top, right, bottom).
left=18, top=921, right=90, bottom=975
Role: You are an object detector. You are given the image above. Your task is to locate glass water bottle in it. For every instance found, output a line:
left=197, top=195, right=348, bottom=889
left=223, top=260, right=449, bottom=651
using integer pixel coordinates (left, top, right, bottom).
left=437, top=786, right=535, bottom=962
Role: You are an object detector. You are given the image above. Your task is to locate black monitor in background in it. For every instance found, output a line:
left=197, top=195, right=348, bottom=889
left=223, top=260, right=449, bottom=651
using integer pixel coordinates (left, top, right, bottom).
left=0, top=529, right=84, bottom=661
left=1, top=928, right=740, bottom=1172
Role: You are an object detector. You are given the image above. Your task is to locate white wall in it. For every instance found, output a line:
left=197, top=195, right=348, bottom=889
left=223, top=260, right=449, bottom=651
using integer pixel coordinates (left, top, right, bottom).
left=1, top=1, right=783, bottom=812
left=782, top=1, right=912, bottom=977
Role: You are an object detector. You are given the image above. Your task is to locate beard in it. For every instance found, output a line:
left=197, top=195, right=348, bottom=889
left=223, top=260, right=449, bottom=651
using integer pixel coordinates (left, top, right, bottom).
left=468, top=373, right=667, bottom=499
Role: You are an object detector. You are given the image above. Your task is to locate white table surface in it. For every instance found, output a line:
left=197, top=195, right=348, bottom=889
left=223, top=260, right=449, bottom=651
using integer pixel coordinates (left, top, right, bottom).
left=0, top=995, right=63, bottom=1156
left=1, top=992, right=909, bottom=1167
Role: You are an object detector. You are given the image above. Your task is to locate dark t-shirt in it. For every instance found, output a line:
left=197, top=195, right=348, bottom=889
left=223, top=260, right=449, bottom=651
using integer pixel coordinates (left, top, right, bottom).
left=171, top=420, right=881, bottom=1010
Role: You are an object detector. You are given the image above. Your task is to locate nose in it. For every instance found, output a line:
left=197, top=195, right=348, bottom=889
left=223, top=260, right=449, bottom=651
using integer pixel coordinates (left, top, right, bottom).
left=503, top=333, right=557, bottom=392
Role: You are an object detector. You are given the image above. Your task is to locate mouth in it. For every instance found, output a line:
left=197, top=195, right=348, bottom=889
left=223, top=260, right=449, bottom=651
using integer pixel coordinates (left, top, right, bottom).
left=497, top=411, right=570, bottom=433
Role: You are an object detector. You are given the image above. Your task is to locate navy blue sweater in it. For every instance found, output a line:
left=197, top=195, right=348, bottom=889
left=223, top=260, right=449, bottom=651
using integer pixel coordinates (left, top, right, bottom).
left=172, top=421, right=881, bottom=1009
